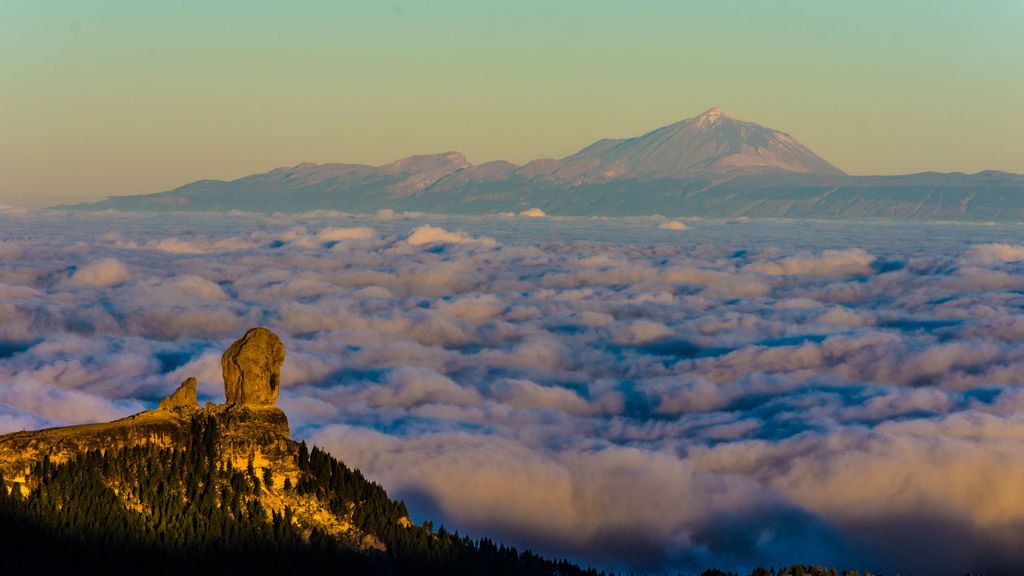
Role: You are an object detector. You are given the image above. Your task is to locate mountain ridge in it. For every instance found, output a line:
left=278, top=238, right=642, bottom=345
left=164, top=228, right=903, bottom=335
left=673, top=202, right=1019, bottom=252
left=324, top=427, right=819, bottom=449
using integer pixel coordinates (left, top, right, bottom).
left=60, top=109, right=1024, bottom=221
left=0, top=327, right=611, bottom=575
left=555, top=107, right=845, bottom=180
left=0, top=338, right=991, bottom=575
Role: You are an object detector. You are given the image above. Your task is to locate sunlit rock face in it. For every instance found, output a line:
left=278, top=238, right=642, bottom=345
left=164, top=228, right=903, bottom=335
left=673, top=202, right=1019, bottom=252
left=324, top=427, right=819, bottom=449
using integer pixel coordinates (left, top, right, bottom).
left=0, top=328, right=293, bottom=492
left=0, top=327, right=384, bottom=549
left=222, top=327, right=285, bottom=407
left=157, top=377, right=199, bottom=413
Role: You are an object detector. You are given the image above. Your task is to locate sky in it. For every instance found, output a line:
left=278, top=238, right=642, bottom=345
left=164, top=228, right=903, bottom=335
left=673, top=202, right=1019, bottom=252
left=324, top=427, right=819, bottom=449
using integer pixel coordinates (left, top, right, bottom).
left=2, top=0, right=1023, bottom=206
left=5, top=209, right=1024, bottom=574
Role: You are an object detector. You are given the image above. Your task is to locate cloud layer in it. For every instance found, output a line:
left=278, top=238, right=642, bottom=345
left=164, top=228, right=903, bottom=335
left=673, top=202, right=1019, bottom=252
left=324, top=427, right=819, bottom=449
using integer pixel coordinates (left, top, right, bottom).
left=2, top=210, right=1024, bottom=574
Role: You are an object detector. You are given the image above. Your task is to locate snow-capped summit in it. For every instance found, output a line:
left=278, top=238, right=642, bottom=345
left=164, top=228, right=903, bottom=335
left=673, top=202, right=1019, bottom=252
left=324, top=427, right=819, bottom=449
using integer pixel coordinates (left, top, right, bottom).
left=696, top=106, right=727, bottom=126
left=71, top=107, right=1024, bottom=222
left=556, top=107, right=845, bottom=181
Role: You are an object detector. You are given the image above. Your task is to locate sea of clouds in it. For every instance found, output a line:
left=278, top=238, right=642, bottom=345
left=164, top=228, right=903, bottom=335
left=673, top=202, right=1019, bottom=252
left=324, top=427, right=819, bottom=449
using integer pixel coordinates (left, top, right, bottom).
left=2, top=208, right=1024, bottom=574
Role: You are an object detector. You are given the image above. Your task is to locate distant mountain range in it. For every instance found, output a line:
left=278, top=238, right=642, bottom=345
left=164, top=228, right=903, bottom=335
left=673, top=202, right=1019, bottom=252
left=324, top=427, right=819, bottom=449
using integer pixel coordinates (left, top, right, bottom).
left=64, top=108, right=1024, bottom=222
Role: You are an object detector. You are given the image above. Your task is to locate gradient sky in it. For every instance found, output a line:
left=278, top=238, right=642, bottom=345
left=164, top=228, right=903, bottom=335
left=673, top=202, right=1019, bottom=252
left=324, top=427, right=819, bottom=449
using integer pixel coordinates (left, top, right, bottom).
left=2, top=0, right=1023, bottom=207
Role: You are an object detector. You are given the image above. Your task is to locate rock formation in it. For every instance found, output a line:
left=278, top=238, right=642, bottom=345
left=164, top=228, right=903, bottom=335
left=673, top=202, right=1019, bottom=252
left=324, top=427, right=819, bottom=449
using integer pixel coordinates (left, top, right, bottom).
left=222, top=327, right=285, bottom=406
left=0, top=327, right=292, bottom=494
left=157, top=377, right=199, bottom=412
left=0, top=327, right=430, bottom=556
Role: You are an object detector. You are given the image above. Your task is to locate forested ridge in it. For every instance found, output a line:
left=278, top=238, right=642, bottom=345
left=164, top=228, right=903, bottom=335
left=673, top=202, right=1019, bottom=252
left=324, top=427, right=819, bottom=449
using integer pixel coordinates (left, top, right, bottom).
left=0, top=414, right=606, bottom=575
left=0, top=414, right=924, bottom=576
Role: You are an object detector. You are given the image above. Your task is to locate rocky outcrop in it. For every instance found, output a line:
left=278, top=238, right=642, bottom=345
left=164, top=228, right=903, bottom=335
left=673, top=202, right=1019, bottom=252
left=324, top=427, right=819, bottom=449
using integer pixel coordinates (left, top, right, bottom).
left=0, top=408, right=191, bottom=493
left=222, top=327, right=285, bottom=406
left=157, top=377, right=199, bottom=412
left=0, top=327, right=407, bottom=552
left=0, top=328, right=293, bottom=492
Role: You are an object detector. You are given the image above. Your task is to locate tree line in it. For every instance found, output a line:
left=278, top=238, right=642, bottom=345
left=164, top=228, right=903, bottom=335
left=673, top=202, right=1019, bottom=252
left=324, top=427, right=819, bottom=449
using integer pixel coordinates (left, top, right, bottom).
left=0, top=414, right=928, bottom=575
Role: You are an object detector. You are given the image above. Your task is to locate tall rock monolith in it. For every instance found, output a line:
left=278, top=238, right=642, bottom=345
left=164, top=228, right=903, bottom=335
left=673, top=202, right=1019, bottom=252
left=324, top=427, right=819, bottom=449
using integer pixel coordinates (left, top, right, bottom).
left=222, top=327, right=285, bottom=406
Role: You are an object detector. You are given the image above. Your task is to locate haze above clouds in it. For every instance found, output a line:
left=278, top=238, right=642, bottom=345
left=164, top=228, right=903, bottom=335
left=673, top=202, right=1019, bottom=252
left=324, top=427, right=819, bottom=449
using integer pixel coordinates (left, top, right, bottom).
left=2, top=210, right=1024, bottom=574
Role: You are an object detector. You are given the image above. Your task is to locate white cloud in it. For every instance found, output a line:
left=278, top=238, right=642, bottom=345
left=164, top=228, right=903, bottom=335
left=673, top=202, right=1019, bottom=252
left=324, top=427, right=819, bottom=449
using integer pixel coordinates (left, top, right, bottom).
left=365, top=367, right=483, bottom=408
left=746, top=249, right=876, bottom=277
left=658, top=220, right=688, bottom=230
left=6, top=212, right=1024, bottom=573
left=165, top=275, right=229, bottom=300
left=0, top=241, right=23, bottom=259
left=963, top=243, right=1024, bottom=265
left=70, top=258, right=130, bottom=287
left=317, top=226, right=378, bottom=242
left=406, top=225, right=494, bottom=246
left=613, top=319, right=673, bottom=344
left=488, top=378, right=598, bottom=415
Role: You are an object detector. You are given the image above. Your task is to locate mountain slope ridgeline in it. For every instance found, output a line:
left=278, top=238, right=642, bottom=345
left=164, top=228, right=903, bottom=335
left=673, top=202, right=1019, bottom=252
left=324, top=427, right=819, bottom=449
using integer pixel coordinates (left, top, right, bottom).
left=63, top=108, right=1024, bottom=222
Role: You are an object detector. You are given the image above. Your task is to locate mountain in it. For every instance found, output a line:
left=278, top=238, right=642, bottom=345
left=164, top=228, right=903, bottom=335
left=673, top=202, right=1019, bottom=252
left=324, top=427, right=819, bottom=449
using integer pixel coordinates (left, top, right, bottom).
left=61, top=109, right=1024, bottom=222
left=0, top=327, right=605, bottom=575
left=0, top=328, right=883, bottom=575
left=553, top=107, right=845, bottom=181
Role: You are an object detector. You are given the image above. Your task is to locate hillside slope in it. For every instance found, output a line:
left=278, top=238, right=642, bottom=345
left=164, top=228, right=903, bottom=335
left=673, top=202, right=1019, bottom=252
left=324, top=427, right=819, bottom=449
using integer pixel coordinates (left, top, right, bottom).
left=0, top=327, right=604, bottom=575
left=554, top=107, right=845, bottom=181
left=62, top=109, right=1024, bottom=222
left=0, top=327, right=952, bottom=575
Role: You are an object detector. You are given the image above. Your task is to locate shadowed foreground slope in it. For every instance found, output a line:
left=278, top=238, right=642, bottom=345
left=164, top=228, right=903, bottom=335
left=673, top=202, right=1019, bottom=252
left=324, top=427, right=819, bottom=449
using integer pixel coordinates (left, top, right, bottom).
left=0, top=328, right=925, bottom=575
left=0, top=327, right=604, bottom=575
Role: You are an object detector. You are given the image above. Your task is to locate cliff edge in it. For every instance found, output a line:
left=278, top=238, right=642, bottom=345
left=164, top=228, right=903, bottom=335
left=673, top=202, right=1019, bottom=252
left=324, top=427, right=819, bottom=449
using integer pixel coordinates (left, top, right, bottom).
left=0, top=328, right=304, bottom=516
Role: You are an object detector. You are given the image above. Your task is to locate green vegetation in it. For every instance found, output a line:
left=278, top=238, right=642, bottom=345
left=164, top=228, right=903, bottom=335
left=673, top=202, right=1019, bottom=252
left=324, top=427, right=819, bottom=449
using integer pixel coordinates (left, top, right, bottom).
left=0, top=415, right=604, bottom=575
left=0, top=414, right=906, bottom=575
